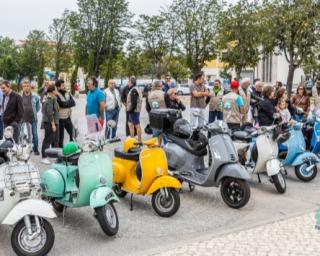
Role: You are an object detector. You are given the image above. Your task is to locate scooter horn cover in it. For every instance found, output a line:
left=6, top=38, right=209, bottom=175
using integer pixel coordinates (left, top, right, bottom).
left=63, top=142, right=80, bottom=156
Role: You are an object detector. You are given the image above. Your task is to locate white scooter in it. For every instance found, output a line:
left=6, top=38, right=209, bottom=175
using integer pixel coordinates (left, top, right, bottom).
left=232, top=116, right=290, bottom=193
left=0, top=125, right=56, bottom=256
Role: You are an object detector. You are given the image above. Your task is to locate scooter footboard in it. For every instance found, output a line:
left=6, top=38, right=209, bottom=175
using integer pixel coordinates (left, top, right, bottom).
left=2, top=199, right=56, bottom=225
left=216, top=164, right=251, bottom=183
left=90, top=187, right=120, bottom=209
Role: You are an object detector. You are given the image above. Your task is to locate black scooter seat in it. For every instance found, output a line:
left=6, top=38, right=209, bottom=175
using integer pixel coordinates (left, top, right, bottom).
left=45, top=148, right=80, bottom=164
left=45, top=148, right=63, bottom=158
left=167, top=134, right=207, bottom=156
left=114, top=148, right=140, bottom=162
left=232, top=131, right=251, bottom=142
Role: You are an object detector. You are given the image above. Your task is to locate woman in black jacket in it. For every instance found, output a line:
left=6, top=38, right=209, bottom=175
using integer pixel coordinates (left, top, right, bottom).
left=258, top=86, right=277, bottom=126
left=165, top=88, right=186, bottom=111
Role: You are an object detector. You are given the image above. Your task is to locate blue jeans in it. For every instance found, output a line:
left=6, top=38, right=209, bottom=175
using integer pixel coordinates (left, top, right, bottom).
left=31, top=121, right=39, bottom=152
left=0, top=115, right=3, bottom=140
left=105, top=109, right=119, bottom=139
left=209, top=111, right=223, bottom=123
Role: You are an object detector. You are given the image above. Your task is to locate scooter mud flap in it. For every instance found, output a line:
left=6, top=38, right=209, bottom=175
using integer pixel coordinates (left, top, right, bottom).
left=146, top=176, right=181, bottom=195
left=266, top=159, right=281, bottom=176
left=2, top=199, right=56, bottom=225
left=90, top=187, right=120, bottom=209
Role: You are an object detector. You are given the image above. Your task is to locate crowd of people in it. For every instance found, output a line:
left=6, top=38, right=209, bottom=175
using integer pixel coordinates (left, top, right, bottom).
left=0, top=73, right=319, bottom=164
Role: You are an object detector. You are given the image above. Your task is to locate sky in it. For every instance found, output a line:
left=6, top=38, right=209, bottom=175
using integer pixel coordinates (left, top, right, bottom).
left=0, top=0, right=173, bottom=40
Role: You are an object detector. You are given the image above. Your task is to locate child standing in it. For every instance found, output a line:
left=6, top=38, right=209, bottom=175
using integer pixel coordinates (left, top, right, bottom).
left=278, top=99, right=291, bottom=123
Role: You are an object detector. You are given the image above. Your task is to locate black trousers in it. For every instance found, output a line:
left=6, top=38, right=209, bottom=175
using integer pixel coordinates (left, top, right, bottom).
left=59, top=117, right=73, bottom=148
left=41, top=122, right=59, bottom=158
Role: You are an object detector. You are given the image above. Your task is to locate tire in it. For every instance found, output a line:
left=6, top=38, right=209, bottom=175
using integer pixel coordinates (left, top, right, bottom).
left=220, top=178, right=251, bottom=209
left=272, top=172, right=286, bottom=193
left=112, top=185, right=127, bottom=198
left=151, top=188, right=180, bottom=217
left=11, top=217, right=55, bottom=256
left=95, top=203, right=119, bottom=236
left=295, top=163, right=318, bottom=182
left=52, top=200, right=64, bottom=213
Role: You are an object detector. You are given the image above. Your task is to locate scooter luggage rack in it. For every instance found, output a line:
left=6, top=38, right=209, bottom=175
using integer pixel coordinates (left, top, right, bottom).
left=2, top=162, right=40, bottom=193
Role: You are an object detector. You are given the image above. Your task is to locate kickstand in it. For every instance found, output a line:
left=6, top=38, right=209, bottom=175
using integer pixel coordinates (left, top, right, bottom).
left=178, top=188, right=183, bottom=194
left=130, top=194, right=133, bottom=211
left=257, top=174, right=261, bottom=183
left=62, top=206, right=67, bottom=226
left=284, top=169, right=288, bottom=175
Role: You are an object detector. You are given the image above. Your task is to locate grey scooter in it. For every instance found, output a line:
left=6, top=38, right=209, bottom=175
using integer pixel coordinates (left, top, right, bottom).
left=163, top=112, right=251, bottom=209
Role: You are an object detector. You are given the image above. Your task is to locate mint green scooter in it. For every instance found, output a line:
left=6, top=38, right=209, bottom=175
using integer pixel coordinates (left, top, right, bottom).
left=40, top=116, right=120, bottom=236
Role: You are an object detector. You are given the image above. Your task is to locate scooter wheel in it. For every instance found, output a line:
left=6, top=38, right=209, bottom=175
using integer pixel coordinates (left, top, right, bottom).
left=272, top=172, right=286, bottom=193
left=220, top=178, right=251, bottom=209
left=95, top=203, right=119, bottom=236
left=151, top=188, right=180, bottom=217
left=11, top=217, right=55, bottom=256
left=295, top=163, right=318, bottom=182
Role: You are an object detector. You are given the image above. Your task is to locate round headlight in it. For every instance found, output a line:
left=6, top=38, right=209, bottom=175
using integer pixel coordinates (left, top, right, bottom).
left=4, top=127, right=13, bottom=140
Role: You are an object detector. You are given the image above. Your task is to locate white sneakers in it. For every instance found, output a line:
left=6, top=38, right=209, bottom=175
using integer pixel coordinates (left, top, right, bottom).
left=41, top=158, right=51, bottom=165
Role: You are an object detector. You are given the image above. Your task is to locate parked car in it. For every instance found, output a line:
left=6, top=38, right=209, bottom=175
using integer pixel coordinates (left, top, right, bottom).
left=176, top=84, right=190, bottom=95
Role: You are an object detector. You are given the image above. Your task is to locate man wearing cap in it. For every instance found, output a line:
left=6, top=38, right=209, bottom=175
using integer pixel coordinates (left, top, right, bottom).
left=1, top=81, right=24, bottom=142
left=239, top=77, right=251, bottom=124
left=190, top=72, right=209, bottom=127
left=222, top=80, right=245, bottom=131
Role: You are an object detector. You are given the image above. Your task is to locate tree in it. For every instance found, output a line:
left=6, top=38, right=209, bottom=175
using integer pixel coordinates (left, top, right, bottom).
left=217, top=0, right=261, bottom=79
left=49, top=9, right=73, bottom=78
left=136, top=15, right=170, bottom=79
left=162, top=55, right=190, bottom=81
left=71, top=0, right=132, bottom=81
left=166, top=0, right=221, bottom=76
left=0, top=37, right=19, bottom=80
left=18, top=30, right=48, bottom=87
left=262, top=0, right=320, bottom=95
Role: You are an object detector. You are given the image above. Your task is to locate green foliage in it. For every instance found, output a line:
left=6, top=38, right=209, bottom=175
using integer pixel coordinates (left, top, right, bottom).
left=0, top=37, right=19, bottom=80
left=166, top=0, right=221, bottom=76
left=217, top=0, right=261, bottom=79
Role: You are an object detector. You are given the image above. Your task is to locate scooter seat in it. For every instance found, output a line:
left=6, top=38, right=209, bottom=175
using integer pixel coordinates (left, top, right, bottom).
left=232, top=131, right=251, bottom=142
left=45, top=148, right=80, bottom=165
left=45, top=148, right=63, bottom=158
left=114, top=148, right=140, bottom=162
left=166, top=134, right=207, bottom=157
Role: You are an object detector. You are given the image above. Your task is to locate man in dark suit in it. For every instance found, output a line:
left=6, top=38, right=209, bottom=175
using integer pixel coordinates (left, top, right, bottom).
left=1, top=81, right=24, bottom=143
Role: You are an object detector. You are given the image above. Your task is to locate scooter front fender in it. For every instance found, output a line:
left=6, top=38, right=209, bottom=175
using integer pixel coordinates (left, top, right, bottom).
left=216, top=164, right=251, bottom=183
left=90, top=186, right=120, bottom=209
left=2, top=199, right=56, bottom=225
left=291, top=152, right=320, bottom=166
left=146, top=176, right=181, bottom=195
left=266, top=159, right=281, bottom=176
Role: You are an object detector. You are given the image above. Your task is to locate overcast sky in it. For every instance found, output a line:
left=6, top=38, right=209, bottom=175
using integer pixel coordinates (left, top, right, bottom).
left=0, top=0, right=174, bottom=40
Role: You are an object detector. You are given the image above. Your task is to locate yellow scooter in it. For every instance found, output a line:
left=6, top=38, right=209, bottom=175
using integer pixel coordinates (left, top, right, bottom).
left=112, top=137, right=181, bottom=217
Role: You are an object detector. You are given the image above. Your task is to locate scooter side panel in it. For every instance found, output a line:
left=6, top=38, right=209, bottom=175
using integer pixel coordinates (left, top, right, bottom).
left=2, top=199, right=56, bottom=225
left=76, top=152, right=113, bottom=207
left=291, top=152, right=320, bottom=166
left=311, top=122, right=320, bottom=152
left=40, top=168, right=65, bottom=198
left=282, top=129, right=306, bottom=166
left=215, top=164, right=250, bottom=183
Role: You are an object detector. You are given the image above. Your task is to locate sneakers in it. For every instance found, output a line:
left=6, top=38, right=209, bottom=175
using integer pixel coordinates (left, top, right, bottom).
left=41, top=158, right=51, bottom=165
left=33, top=151, right=40, bottom=156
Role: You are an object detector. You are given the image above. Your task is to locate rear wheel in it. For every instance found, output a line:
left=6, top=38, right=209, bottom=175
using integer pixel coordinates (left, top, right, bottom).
left=112, top=185, right=128, bottom=198
left=272, top=172, right=286, bottom=193
left=295, top=163, right=317, bottom=182
left=95, top=203, right=119, bottom=236
left=220, top=178, right=251, bottom=209
left=152, top=188, right=180, bottom=217
left=11, top=217, right=55, bottom=256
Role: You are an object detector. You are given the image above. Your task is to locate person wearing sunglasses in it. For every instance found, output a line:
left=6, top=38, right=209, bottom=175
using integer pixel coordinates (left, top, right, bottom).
left=165, top=88, right=185, bottom=111
left=292, top=84, right=310, bottom=121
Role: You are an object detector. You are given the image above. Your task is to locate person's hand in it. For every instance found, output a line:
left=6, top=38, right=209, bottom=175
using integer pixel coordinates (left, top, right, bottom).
left=99, top=118, right=104, bottom=127
left=52, top=123, right=56, bottom=132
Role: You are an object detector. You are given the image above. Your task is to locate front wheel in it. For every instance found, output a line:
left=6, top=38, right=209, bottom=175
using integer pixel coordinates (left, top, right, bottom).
left=220, top=178, right=251, bottom=209
left=295, top=163, right=318, bottom=182
left=95, top=203, right=119, bottom=236
left=11, top=217, right=55, bottom=256
left=272, top=172, right=286, bottom=193
left=151, top=188, right=180, bottom=217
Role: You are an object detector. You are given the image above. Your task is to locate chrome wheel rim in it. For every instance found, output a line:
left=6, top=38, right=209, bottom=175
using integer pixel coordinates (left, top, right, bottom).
left=17, top=224, right=47, bottom=253
left=155, top=190, right=174, bottom=213
left=105, top=204, right=117, bottom=229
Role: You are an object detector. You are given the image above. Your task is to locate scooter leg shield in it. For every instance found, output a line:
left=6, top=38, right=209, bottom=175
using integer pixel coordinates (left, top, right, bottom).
left=2, top=199, right=56, bottom=225
left=146, top=176, right=181, bottom=195
left=90, top=187, right=120, bottom=209
left=216, top=164, right=251, bottom=183
left=291, top=153, right=320, bottom=166
left=266, top=159, right=281, bottom=176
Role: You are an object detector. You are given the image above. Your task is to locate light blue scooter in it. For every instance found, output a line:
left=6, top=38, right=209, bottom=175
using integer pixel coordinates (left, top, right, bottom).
left=279, top=122, right=319, bottom=181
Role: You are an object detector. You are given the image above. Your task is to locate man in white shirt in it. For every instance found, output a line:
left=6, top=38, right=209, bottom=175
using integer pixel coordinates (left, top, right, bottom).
left=104, top=80, right=121, bottom=139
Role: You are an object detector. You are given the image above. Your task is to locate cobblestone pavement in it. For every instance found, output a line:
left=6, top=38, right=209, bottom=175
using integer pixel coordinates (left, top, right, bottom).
left=155, top=212, right=320, bottom=256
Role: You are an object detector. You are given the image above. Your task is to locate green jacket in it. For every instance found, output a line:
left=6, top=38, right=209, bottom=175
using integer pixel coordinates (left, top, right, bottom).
left=42, top=95, right=59, bottom=124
